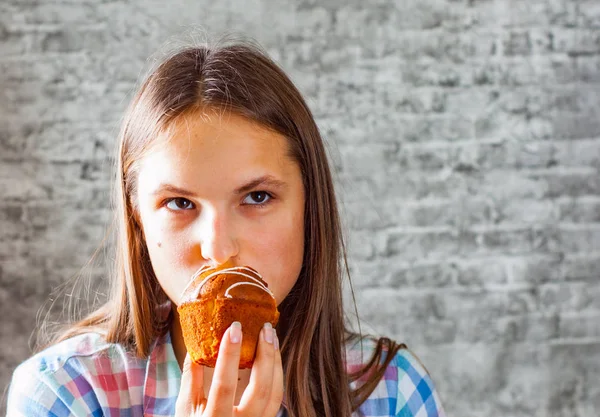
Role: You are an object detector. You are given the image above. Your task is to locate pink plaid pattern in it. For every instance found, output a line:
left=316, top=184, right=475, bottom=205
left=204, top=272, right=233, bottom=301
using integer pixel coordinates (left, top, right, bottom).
left=7, top=332, right=445, bottom=416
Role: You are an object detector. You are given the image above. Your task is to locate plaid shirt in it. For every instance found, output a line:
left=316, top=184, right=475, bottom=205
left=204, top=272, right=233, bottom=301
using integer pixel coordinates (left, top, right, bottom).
left=7, top=332, right=445, bottom=416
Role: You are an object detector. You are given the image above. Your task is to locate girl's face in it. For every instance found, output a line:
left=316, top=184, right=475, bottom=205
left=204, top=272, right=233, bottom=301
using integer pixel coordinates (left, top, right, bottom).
left=135, top=110, right=305, bottom=306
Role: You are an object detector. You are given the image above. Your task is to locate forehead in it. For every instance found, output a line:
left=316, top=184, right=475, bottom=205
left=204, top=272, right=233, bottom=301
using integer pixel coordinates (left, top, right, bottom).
left=137, top=110, right=296, bottom=188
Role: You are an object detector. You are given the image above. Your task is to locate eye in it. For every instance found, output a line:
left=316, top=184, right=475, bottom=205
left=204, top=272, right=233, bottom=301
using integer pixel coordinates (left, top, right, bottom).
left=165, top=198, right=195, bottom=211
left=243, top=191, right=272, bottom=205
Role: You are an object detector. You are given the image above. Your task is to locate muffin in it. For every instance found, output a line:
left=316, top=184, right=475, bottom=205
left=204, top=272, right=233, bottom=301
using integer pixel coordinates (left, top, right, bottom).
left=178, top=264, right=279, bottom=368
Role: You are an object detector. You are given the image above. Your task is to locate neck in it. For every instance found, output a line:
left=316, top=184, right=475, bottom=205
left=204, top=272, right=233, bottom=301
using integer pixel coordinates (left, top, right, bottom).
left=170, top=305, right=251, bottom=405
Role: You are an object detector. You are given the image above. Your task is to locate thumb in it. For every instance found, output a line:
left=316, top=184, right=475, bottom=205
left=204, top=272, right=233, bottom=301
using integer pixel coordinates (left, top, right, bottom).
left=175, top=354, right=206, bottom=416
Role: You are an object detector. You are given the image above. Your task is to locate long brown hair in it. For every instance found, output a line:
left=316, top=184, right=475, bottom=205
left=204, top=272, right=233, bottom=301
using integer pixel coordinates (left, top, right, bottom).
left=53, top=40, right=404, bottom=417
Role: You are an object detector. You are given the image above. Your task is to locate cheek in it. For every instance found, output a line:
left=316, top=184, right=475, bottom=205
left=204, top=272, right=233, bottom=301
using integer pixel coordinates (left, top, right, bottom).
left=251, top=218, right=304, bottom=304
left=139, top=213, right=200, bottom=304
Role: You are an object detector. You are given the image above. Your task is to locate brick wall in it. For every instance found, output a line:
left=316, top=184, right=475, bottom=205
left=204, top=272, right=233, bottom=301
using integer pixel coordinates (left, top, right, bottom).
left=1, top=1, right=599, bottom=416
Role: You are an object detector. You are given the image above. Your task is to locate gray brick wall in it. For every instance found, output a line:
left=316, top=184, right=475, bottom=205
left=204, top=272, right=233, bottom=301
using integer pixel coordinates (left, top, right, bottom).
left=1, top=1, right=599, bottom=416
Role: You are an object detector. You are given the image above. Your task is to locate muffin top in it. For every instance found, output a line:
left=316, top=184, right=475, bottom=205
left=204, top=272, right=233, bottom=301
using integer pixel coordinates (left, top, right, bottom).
left=180, top=265, right=275, bottom=304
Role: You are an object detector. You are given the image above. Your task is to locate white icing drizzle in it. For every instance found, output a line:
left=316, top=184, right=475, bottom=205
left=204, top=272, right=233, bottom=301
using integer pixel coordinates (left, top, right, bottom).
left=224, top=282, right=271, bottom=298
left=180, top=265, right=274, bottom=302
left=180, top=265, right=212, bottom=299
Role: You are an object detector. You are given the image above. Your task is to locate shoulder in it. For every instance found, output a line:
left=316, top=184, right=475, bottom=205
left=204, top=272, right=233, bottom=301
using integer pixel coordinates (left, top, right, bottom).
left=346, top=337, right=446, bottom=417
left=7, top=332, right=148, bottom=417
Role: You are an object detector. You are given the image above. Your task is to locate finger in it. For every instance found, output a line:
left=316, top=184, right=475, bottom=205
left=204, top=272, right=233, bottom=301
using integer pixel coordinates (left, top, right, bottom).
left=236, top=323, right=276, bottom=416
left=175, top=354, right=205, bottom=416
left=205, top=321, right=242, bottom=416
left=264, top=329, right=284, bottom=417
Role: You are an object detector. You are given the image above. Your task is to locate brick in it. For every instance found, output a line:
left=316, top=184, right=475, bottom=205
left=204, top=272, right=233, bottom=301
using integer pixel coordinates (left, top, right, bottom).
left=579, top=0, right=600, bottom=28
left=540, top=28, right=600, bottom=56
left=353, top=289, right=438, bottom=338
left=466, top=225, right=562, bottom=255
left=0, top=121, right=33, bottom=160
left=475, top=111, right=553, bottom=140
left=501, top=30, right=532, bottom=56
left=558, top=197, right=600, bottom=223
left=385, top=261, right=458, bottom=288
left=455, top=258, right=508, bottom=286
left=345, top=260, right=389, bottom=289
left=477, top=227, right=535, bottom=254
left=539, top=282, right=600, bottom=313
left=383, top=228, right=461, bottom=260
left=0, top=27, right=45, bottom=56
left=434, top=289, right=549, bottom=343
left=341, top=86, right=450, bottom=115
left=497, top=198, right=558, bottom=224
left=400, top=60, right=468, bottom=87
left=0, top=53, right=105, bottom=85
left=339, top=142, right=399, bottom=176
left=0, top=160, right=112, bottom=203
left=8, top=3, right=101, bottom=26
left=443, top=88, right=493, bottom=115
left=471, top=55, right=580, bottom=86
left=545, top=0, right=581, bottom=27
left=398, top=114, right=475, bottom=143
left=400, top=200, right=459, bottom=227
left=553, top=138, right=600, bottom=169
left=576, top=55, right=600, bottom=83
left=0, top=205, right=28, bottom=240
left=335, top=13, right=497, bottom=61
left=530, top=169, right=600, bottom=198
left=397, top=145, right=451, bottom=171
left=345, top=230, right=378, bottom=261
left=561, top=252, right=600, bottom=281
left=0, top=161, right=50, bottom=201
left=474, top=137, right=554, bottom=170
left=24, top=122, right=115, bottom=162
left=547, top=342, right=600, bottom=417
left=342, top=170, right=469, bottom=200
left=546, top=86, right=600, bottom=113
left=559, top=313, right=600, bottom=339
left=387, top=0, right=475, bottom=31
left=495, top=0, right=550, bottom=28
left=423, top=319, right=458, bottom=344
left=487, top=85, right=600, bottom=121
left=454, top=197, right=496, bottom=225
left=343, top=200, right=396, bottom=230
left=558, top=225, right=600, bottom=253
left=1, top=25, right=109, bottom=56
left=345, top=197, right=460, bottom=229
left=492, top=343, right=553, bottom=413
left=490, top=314, right=559, bottom=343
left=333, top=3, right=425, bottom=35
left=506, top=254, right=564, bottom=284
left=10, top=87, right=124, bottom=123
left=315, top=77, right=450, bottom=119
left=551, top=111, right=600, bottom=139
left=422, top=343, right=548, bottom=416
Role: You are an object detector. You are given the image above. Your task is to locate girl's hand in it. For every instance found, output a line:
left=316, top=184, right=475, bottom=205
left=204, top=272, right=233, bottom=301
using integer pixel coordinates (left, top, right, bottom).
left=175, top=322, right=283, bottom=417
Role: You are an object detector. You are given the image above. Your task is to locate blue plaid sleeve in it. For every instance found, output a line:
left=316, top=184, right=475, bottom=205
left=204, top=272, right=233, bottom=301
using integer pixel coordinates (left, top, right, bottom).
left=6, top=362, right=72, bottom=417
left=350, top=341, right=446, bottom=417
left=393, top=349, right=446, bottom=417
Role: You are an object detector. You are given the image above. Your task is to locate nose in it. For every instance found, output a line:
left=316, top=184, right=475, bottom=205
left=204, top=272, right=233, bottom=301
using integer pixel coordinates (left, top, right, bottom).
left=197, top=208, right=239, bottom=265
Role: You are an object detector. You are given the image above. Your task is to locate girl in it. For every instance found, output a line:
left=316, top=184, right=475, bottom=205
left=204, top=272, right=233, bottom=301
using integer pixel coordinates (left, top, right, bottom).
left=7, top=41, right=446, bottom=417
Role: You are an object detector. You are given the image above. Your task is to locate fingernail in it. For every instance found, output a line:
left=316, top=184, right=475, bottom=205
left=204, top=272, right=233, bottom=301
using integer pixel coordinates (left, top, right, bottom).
left=230, top=322, right=242, bottom=344
left=263, top=322, right=274, bottom=344
left=274, top=330, right=279, bottom=350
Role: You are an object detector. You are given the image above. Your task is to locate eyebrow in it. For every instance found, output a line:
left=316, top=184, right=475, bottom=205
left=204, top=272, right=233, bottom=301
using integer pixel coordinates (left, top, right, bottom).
left=234, top=175, right=288, bottom=195
left=151, top=175, right=288, bottom=198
